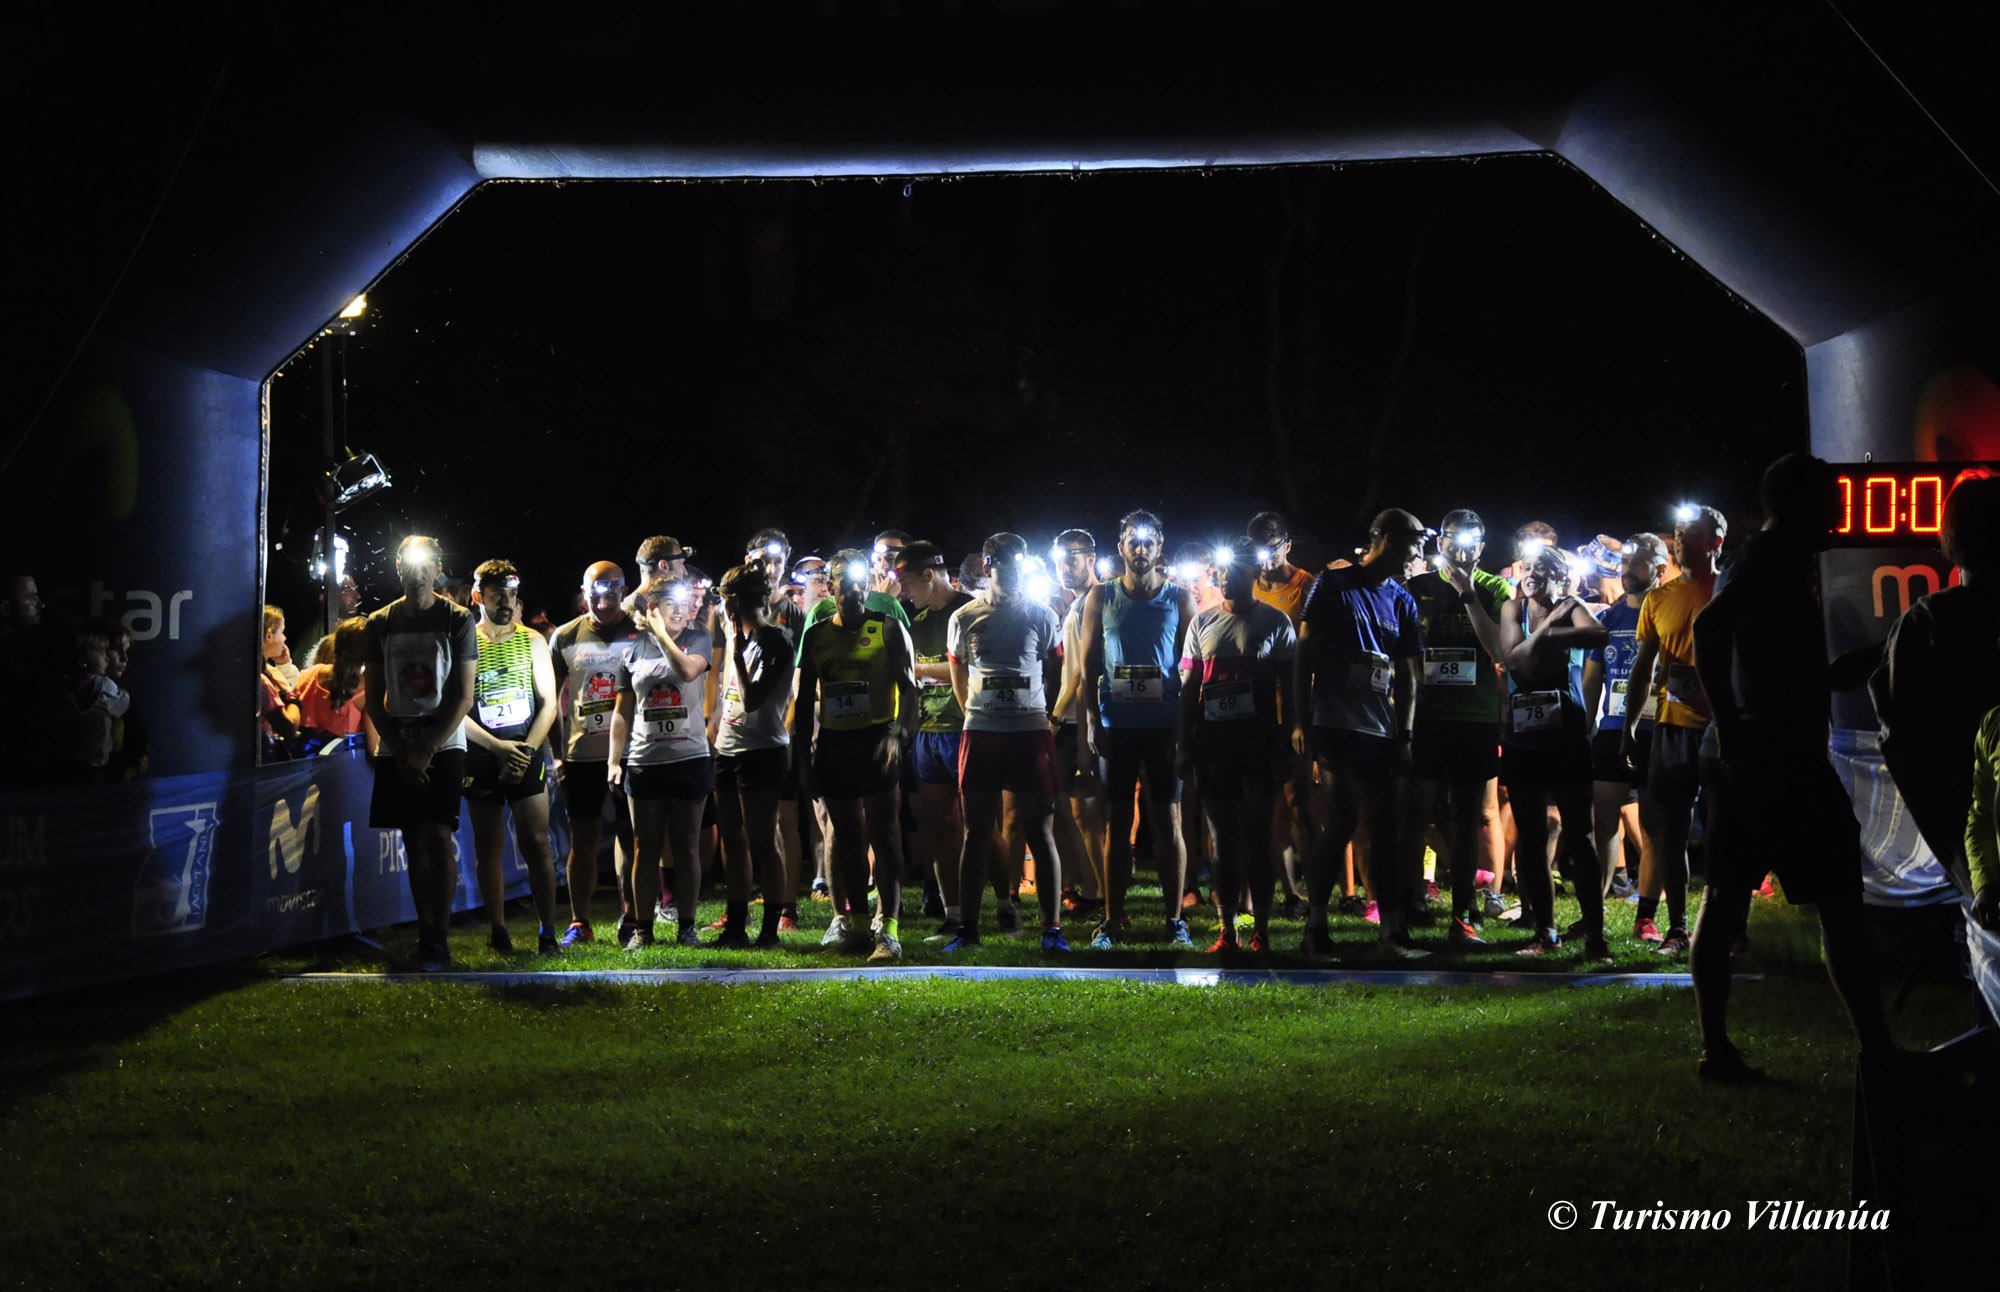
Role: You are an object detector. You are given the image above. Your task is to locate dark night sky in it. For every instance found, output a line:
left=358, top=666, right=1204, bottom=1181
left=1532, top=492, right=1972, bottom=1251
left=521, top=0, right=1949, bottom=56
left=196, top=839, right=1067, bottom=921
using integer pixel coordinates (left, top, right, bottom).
left=266, top=155, right=1801, bottom=623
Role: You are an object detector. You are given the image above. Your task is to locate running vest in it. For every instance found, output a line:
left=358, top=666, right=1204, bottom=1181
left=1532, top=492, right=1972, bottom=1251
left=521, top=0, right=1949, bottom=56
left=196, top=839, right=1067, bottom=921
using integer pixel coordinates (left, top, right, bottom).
left=1097, top=580, right=1182, bottom=729
left=802, top=611, right=901, bottom=731
left=472, top=625, right=540, bottom=741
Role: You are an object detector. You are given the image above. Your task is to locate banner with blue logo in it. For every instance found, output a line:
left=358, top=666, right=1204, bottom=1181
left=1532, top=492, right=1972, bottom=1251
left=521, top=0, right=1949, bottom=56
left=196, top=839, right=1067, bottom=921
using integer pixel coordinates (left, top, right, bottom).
left=0, top=742, right=571, bottom=1000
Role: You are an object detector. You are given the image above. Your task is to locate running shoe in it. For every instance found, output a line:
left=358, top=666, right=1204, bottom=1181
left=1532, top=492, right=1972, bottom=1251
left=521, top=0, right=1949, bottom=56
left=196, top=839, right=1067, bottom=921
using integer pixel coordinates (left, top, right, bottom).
left=1337, top=895, right=1368, bottom=918
left=624, top=928, right=655, bottom=951
left=1300, top=926, right=1338, bottom=958
left=925, top=919, right=964, bottom=945
left=1089, top=922, right=1116, bottom=951
left=868, top=933, right=903, bottom=964
left=1633, top=916, right=1664, bottom=943
left=713, top=926, right=751, bottom=950
left=1608, top=870, right=1637, bottom=899
left=1040, top=928, right=1072, bottom=955
left=1383, top=936, right=1431, bottom=962
left=921, top=880, right=946, bottom=919
left=416, top=934, right=452, bottom=974
left=809, top=877, right=832, bottom=902
left=841, top=923, right=876, bottom=955
left=1697, top=1046, right=1768, bottom=1086
left=488, top=925, right=514, bottom=954
left=1060, top=886, right=1082, bottom=911
left=754, top=926, right=783, bottom=950
left=1583, top=938, right=1613, bottom=962
left=1655, top=928, right=1691, bottom=957
left=1181, top=887, right=1203, bottom=911
left=777, top=909, right=801, bottom=934
left=941, top=934, right=979, bottom=954
left=1515, top=933, right=1557, bottom=958
left=1279, top=894, right=1308, bottom=920
left=1425, top=880, right=1443, bottom=905
left=1166, top=919, right=1196, bottom=950
left=673, top=923, right=699, bottom=948
left=996, top=904, right=1024, bottom=937
left=1247, top=931, right=1272, bottom=954
left=819, top=914, right=850, bottom=947
left=1482, top=891, right=1507, bottom=921
left=558, top=920, right=594, bottom=947
left=1757, top=877, right=1777, bottom=900
left=1207, top=932, right=1239, bottom=955
left=1448, top=917, right=1486, bottom=948
left=705, top=916, right=730, bottom=931
left=1363, top=900, right=1381, bottom=926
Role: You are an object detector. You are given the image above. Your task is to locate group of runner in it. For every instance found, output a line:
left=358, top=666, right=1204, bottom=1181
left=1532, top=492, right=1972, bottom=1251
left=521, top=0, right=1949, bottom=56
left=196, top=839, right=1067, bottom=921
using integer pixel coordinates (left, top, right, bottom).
left=354, top=490, right=1779, bottom=979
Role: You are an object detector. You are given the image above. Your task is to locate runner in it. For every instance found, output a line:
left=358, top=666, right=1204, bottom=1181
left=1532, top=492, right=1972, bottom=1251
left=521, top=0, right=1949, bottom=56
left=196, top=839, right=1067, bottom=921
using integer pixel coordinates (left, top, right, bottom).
left=1049, top=528, right=1108, bottom=918
left=1177, top=537, right=1296, bottom=952
left=361, top=536, right=478, bottom=973
left=792, top=551, right=919, bottom=960
left=1582, top=535, right=1667, bottom=934
left=1621, top=504, right=1726, bottom=957
left=1497, top=547, right=1609, bottom=957
left=941, top=533, right=1070, bottom=953
left=872, top=529, right=911, bottom=605
left=1293, top=510, right=1430, bottom=959
left=1248, top=511, right=1317, bottom=918
left=711, top=563, right=795, bottom=948
left=461, top=560, right=562, bottom=955
left=1690, top=453, right=1892, bottom=1081
left=609, top=576, right=713, bottom=949
left=1079, top=510, right=1198, bottom=949
left=549, top=560, right=646, bottom=946
left=1399, top=509, right=1511, bottom=948
left=745, top=527, right=807, bottom=640
left=896, top=541, right=975, bottom=941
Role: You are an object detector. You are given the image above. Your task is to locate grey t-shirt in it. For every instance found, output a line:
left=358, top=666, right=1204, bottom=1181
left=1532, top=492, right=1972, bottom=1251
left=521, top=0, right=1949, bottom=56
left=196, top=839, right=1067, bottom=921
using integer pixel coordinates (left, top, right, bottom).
left=947, top=594, right=1062, bottom=734
left=551, top=614, right=646, bottom=763
left=363, top=595, right=478, bottom=755
left=616, top=627, right=714, bottom=766
left=716, top=624, right=794, bottom=756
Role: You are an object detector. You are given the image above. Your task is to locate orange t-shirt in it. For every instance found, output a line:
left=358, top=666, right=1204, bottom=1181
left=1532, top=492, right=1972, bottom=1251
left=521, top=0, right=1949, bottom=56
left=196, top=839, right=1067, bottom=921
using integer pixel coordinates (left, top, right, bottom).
left=296, top=664, right=365, bottom=738
left=1635, top=576, right=1713, bottom=729
left=1252, top=567, right=1314, bottom=625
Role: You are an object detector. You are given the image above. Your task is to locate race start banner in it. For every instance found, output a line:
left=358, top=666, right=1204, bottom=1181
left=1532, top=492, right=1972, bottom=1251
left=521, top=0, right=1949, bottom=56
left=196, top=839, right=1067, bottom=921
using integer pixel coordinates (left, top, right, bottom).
left=0, top=739, right=570, bottom=1000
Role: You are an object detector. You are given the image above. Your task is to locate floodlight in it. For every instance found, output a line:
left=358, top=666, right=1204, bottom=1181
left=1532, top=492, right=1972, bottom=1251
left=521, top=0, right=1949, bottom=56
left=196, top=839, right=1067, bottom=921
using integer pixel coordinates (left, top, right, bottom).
left=321, top=452, right=392, bottom=512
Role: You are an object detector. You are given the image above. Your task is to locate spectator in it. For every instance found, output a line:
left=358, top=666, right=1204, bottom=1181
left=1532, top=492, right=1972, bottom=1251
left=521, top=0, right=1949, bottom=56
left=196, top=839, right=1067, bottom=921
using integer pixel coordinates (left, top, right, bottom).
left=296, top=616, right=371, bottom=754
left=264, top=605, right=299, bottom=690
left=100, top=620, right=149, bottom=781
left=59, top=620, right=131, bottom=782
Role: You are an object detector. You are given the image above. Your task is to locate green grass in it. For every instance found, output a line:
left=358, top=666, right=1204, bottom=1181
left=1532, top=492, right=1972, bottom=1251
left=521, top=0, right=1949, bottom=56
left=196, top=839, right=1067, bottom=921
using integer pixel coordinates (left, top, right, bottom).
left=1, top=896, right=1974, bottom=1291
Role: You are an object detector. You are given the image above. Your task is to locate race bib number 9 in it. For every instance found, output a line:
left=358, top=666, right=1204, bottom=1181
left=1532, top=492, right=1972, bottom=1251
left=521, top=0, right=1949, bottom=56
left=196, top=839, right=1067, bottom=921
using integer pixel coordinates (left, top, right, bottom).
left=1349, top=651, right=1393, bottom=696
left=1423, top=647, right=1477, bottom=687
left=579, top=671, right=616, bottom=723
left=821, top=680, right=871, bottom=723
left=1202, top=678, right=1254, bottom=722
left=1110, top=665, right=1164, bottom=703
left=1511, top=691, right=1561, bottom=733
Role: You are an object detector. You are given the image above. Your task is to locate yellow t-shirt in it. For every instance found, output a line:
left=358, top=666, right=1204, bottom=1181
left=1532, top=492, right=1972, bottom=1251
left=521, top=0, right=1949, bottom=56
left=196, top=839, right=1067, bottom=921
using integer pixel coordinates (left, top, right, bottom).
left=1635, top=576, right=1713, bottom=730
left=1252, top=567, right=1314, bottom=626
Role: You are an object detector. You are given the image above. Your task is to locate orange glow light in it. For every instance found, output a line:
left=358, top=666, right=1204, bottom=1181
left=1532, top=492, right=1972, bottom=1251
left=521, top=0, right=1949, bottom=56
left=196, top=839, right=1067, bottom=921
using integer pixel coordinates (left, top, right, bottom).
left=1863, top=476, right=1897, bottom=534
left=1837, top=474, right=1854, bottom=534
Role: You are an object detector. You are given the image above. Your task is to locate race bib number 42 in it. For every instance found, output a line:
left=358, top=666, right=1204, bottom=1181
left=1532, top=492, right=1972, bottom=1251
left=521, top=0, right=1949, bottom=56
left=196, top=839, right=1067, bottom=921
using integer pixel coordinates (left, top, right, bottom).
left=978, top=672, right=1036, bottom=713
left=1423, top=647, right=1477, bottom=687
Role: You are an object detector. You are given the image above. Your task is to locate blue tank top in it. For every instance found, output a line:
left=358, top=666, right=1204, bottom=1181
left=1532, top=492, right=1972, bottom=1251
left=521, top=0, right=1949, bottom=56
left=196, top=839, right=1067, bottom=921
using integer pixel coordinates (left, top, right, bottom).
left=1503, top=646, right=1588, bottom=749
left=1097, top=580, right=1182, bottom=729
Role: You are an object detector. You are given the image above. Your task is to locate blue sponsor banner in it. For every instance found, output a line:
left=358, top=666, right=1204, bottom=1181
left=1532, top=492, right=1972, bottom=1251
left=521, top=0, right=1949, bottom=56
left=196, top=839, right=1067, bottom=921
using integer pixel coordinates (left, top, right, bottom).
left=0, top=742, right=569, bottom=1001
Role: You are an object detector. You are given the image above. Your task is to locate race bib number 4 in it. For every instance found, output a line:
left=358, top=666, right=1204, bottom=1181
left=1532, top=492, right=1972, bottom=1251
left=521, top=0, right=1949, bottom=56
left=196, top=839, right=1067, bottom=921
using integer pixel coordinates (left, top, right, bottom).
left=978, top=672, right=1036, bottom=712
left=1423, top=647, right=1477, bottom=687
left=1664, top=663, right=1707, bottom=711
left=1511, top=691, right=1561, bottom=732
left=821, top=680, right=871, bottom=723
left=1202, top=678, right=1254, bottom=722
left=1110, top=665, right=1164, bottom=703
left=1348, top=651, right=1393, bottom=696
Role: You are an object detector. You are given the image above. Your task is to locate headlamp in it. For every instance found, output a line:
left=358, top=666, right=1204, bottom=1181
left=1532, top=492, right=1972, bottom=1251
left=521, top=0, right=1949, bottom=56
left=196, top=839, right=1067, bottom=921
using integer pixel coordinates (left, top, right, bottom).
left=502, top=575, right=520, bottom=591
left=1026, top=573, right=1053, bottom=602
left=1255, top=546, right=1273, bottom=564
left=792, top=567, right=822, bottom=586
left=844, top=560, right=870, bottom=584
left=1519, top=537, right=1547, bottom=561
left=1129, top=526, right=1155, bottom=544
left=591, top=579, right=619, bottom=596
left=758, top=542, right=785, bottom=558
left=1096, top=556, right=1116, bottom=577
left=1212, top=545, right=1233, bottom=566
left=1430, top=553, right=1450, bottom=571
left=400, top=541, right=438, bottom=568
left=1674, top=503, right=1699, bottom=524
left=1451, top=528, right=1484, bottom=550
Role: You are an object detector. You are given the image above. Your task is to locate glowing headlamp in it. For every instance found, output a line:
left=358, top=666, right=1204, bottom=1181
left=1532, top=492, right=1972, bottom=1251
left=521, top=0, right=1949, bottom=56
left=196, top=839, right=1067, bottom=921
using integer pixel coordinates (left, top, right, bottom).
left=1212, top=545, right=1234, bottom=566
left=400, top=541, right=439, bottom=568
left=591, top=579, right=619, bottom=596
left=1450, top=528, right=1484, bottom=550
left=1429, top=553, right=1450, bottom=571
left=1129, top=525, right=1155, bottom=544
left=791, top=565, right=824, bottom=586
left=1026, top=573, right=1053, bottom=602
left=1255, top=547, right=1273, bottom=564
left=1096, top=556, right=1115, bottom=577
left=1674, top=503, right=1699, bottom=524
left=501, top=575, right=521, bottom=591
left=844, top=560, right=870, bottom=584
left=756, top=542, right=785, bottom=558
left=1518, top=537, right=1547, bottom=561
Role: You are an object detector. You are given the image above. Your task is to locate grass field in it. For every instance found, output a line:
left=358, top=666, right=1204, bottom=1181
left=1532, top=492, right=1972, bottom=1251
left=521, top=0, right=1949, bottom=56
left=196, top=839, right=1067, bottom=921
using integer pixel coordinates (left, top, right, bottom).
left=2, top=889, right=1977, bottom=1292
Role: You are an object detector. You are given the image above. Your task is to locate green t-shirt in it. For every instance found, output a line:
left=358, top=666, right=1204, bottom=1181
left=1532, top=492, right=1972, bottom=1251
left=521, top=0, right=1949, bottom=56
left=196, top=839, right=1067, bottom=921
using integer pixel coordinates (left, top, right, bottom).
left=908, top=590, right=975, bottom=733
left=1407, top=567, right=1513, bottom=725
left=797, top=592, right=910, bottom=666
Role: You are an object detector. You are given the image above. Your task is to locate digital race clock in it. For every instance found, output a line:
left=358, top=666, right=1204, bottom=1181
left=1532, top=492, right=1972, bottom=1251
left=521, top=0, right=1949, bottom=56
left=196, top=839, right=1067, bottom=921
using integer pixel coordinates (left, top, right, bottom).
left=1828, top=462, right=1994, bottom=546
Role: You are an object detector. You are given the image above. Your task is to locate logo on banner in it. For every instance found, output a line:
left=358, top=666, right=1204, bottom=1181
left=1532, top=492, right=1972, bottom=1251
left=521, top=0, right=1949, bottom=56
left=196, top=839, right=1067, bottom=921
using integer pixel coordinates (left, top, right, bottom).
left=268, top=785, right=321, bottom=879
left=1871, top=564, right=1943, bottom=618
left=133, top=802, right=220, bottom=936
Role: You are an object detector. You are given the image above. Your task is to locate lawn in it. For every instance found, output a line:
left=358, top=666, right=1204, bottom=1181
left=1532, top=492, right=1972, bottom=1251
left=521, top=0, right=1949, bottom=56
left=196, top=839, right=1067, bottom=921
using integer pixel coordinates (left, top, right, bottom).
left=1, top=892, right=1975, bottom=1292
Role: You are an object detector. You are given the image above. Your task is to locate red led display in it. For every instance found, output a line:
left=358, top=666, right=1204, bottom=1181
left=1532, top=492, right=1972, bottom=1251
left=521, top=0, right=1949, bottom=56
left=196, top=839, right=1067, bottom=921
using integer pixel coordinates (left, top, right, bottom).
left=1828, top=463, right=1994, bottom=546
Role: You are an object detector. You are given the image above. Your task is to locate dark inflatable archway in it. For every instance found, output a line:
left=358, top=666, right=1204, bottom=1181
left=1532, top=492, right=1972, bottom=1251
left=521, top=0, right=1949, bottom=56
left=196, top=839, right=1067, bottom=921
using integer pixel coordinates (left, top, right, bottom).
left=15, top=2, right=2000, bottom=777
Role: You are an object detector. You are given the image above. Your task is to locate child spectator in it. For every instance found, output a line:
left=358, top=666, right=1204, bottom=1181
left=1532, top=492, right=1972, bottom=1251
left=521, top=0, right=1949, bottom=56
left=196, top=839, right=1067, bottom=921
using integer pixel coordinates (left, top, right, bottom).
left=100, top=621, right=148, bottom=781
left=296, top=616, right=371, bottom=753
left=61, top=621, right=131, bottom=780
left=264, top=605, right=300, bottom=690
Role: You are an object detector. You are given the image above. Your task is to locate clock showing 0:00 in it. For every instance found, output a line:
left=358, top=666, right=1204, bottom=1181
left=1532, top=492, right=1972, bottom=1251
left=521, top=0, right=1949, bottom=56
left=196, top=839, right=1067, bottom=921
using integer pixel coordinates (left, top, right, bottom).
left=1828, top=463, right=1994, bottom=546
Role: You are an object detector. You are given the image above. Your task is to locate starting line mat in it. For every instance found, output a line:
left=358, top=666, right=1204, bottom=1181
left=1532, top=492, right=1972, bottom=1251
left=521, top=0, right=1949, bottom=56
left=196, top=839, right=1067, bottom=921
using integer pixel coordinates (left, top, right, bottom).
left=286, top=967, right=1755, bottom=989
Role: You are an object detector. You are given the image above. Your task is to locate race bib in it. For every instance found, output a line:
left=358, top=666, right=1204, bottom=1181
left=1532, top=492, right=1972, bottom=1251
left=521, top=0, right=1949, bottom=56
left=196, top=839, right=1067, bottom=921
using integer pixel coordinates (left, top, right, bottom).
left=578, top=671, right=616, bottom=723
left=1110, top=664, right=1164, bottom=703
left=1610, top=678, right=1658, bottom=722
left=1423, top=647, right=1477, bottom=687
left=477, top=693, right=532, bottom=730
left=1348, top=651, right=1393, bottom=696
left=821, top=679, right=871, bottom=723
left=1664, top=663, right=1707, bottom=710
left=1511, top=691, right=1561, bottom=732
left=1202, top=678, right=1254, bottom=722
left=978, top=672, right=1036, bottom=713
left=643, top=706, right=690, bottom=734
left=724, top=682, right=743, bottom=709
